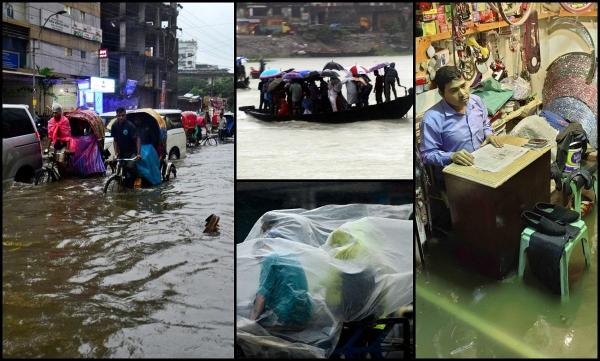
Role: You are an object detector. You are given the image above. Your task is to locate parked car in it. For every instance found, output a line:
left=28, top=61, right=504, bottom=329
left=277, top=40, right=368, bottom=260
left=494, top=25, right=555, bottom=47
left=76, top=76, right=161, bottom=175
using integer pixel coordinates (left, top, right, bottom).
left=101, top=108, right=186, bottom=161
left=2, top=104, right=43, bottom=183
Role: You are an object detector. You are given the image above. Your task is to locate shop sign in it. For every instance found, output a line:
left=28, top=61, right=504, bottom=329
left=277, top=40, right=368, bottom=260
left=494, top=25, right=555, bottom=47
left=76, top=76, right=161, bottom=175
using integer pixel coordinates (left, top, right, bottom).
left=42, top=9, right=72, bottom=35
left=160, top=80, right=166, bottom=109
left=98, top=48, right=108, bottom=58
left=73, top=20, right=102, bottom=43
left=99, top=58, right=108, bottom=77
left=3, top=50, right=19, bottom=69
left=90, top=77, right=115, bottom=93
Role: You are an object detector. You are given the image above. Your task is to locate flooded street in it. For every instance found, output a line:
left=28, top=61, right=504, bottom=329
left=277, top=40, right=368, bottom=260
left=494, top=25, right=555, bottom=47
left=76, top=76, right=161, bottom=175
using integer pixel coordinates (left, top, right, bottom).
left=236, top=56, right=413, bottom=179
left=2, top=144, right=234, bottom=358
left=416, top=207, right=597, bottom=358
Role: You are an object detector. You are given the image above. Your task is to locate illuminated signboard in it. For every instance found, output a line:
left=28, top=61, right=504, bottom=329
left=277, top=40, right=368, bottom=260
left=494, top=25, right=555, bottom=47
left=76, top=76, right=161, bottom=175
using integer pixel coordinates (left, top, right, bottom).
left=90, top=77, right=115, bottom=93
left=98, top=48, right=108, bottom=58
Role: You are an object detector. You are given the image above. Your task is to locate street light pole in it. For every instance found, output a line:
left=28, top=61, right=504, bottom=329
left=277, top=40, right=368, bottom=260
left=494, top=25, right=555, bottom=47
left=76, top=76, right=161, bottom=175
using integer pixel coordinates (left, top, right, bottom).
left=32, top=9, right=67, bottom=116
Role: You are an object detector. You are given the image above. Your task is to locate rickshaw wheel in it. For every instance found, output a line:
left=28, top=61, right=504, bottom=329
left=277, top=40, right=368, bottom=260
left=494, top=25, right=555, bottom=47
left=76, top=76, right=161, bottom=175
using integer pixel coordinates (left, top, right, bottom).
left=103, top=174, right=123, bottom=193
left=165, top=163, right=176, bottom=181
left=35, top=169, right=53, bottom=185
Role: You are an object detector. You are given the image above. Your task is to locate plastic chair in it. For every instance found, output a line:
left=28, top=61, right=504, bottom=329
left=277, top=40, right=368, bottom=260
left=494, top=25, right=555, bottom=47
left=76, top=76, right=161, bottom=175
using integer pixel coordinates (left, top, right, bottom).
left=518, top=219, right=591, bottom=302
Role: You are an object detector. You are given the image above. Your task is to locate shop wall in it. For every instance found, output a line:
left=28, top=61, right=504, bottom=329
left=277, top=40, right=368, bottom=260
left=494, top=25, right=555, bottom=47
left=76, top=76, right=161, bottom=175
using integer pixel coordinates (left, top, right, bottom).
left=416, top=17, right=597, bottom=115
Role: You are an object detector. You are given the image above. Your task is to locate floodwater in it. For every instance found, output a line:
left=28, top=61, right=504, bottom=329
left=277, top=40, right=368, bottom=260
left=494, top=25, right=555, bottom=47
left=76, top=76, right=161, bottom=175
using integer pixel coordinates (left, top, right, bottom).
left=416, top=206, right=597, bottom=358
left=236, top=56, right=413, bottom=179
left=2, top=144, right=234, bottom=358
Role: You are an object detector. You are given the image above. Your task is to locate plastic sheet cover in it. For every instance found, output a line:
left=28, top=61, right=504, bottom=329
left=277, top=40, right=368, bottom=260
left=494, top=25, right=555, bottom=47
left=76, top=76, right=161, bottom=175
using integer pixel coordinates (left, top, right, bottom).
left=68, top=135, right=106, bottom=176
left=237, top=204, right=412, bottom=358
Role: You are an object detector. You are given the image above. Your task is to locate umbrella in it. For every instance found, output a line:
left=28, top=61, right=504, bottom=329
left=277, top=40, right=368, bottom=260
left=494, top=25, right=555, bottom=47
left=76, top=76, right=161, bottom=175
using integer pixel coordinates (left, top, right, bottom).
left=283, top=71, right=304, bottom=80
left=323, top=61, right=345, bottom=71
left=260, top=68, right=283, bottom=79
left=321, top=69, right=340, bottom=78
left=368, top=62, right=389, bottom=72
left=349, top=65, right=369, bottom=76
left=296, top=70, right=313, bottom=78
left=267, top=77, right=284, bottom=92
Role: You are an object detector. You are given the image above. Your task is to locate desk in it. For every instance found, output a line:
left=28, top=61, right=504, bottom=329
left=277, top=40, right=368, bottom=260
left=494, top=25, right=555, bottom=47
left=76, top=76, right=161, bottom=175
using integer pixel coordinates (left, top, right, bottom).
left=443, top=136, right=551, bottom=278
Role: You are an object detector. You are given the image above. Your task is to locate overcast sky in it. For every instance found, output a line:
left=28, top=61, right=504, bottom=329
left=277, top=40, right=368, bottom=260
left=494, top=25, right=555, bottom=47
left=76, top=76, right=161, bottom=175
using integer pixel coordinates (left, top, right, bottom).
left=177, top=2, right=234, bottom=70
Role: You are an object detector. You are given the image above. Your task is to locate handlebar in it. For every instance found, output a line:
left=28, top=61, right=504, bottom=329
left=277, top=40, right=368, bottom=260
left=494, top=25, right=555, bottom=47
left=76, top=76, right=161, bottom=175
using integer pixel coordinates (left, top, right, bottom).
left=114, top=157, right=138, bottom=162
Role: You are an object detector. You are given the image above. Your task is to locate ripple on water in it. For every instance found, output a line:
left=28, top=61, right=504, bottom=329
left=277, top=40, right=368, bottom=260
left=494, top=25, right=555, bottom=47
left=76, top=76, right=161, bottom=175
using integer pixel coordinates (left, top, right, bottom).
left=3, top=144, right=234, bottom=357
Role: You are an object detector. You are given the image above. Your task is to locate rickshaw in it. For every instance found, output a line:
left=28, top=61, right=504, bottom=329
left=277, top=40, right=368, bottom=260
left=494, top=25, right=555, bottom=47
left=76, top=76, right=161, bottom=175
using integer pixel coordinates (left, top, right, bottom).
left=103, top=108, right=176, bottom=193
left=35, top=109, right=107, bottom=184
left=182, top=110, right=201, bottom=147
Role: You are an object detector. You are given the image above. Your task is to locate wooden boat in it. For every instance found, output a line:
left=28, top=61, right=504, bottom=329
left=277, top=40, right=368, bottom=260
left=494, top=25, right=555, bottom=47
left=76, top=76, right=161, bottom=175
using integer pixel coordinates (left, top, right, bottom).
left=239, top=89, right=413, bottom=123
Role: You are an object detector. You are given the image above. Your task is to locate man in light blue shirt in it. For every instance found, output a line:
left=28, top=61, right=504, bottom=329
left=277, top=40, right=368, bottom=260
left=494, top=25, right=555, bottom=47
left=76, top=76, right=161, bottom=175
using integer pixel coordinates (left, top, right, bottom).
left=420, top=66, right=503, bottom=168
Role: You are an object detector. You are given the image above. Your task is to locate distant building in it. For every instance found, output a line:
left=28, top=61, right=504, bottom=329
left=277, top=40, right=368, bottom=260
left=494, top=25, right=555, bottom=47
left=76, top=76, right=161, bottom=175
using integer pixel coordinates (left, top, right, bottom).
left=236, top=2, right=412, bottom=33
left=2, top=2, right=103, bottom=115
left=178, top=39, right=197, bottom=70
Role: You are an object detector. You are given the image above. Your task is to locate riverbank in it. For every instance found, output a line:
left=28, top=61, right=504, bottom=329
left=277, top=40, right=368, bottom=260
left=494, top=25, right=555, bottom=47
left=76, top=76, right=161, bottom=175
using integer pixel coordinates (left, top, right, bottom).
left=237, top=33, right=413, bottom=60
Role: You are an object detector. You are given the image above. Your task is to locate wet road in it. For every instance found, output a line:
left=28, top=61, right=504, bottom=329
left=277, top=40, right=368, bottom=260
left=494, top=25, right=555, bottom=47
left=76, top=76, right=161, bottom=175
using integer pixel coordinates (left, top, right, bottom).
left=2, top=143, right=234, bottom=358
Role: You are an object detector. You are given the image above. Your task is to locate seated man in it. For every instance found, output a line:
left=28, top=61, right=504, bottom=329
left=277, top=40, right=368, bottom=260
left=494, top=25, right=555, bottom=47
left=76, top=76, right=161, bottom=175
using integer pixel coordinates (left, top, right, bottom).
left=419, top=66, right=503, bottom=185
left=419, top=66, right=504, bottom=231
left=111, top=107, right=141, bottom=187
left=250, top=253, right=313, bottom=329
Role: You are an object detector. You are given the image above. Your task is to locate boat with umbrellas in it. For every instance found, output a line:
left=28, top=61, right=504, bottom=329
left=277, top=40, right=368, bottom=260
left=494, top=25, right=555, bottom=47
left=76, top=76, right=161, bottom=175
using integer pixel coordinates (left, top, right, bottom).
left=240, top=60, right=412, bottom=123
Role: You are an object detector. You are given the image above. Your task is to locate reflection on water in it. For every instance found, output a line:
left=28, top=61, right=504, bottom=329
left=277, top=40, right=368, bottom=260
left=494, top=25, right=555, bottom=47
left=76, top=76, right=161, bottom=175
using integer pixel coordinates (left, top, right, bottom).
left=3, top=144, right=234, bottom=358
left=236, top=56, right=413, bottom=179
left=416, top=207, right=597, bottom=358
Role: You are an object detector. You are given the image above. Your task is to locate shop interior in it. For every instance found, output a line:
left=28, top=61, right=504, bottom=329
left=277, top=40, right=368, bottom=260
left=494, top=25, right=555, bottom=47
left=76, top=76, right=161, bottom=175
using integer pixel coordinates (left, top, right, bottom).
left=414, top=3, right=597, bottom=358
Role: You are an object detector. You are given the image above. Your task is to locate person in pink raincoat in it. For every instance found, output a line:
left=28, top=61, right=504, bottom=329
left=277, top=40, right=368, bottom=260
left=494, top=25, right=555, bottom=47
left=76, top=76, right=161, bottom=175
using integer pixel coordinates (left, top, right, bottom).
left=47, top=103, right=72, bottom=152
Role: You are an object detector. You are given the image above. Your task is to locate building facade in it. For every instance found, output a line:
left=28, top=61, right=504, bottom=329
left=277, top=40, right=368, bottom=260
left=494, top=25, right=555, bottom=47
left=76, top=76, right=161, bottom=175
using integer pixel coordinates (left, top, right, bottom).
left=236, top=2, right=412, bottom=33
left=178, top=39, right=197, bottom=71
left=3, top=2, right=103, bottom=116
left=100, top=2, right=179, bottom=112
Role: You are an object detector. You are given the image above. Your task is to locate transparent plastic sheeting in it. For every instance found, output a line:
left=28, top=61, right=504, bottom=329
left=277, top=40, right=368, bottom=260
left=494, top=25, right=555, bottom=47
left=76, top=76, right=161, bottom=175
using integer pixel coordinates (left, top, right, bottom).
left=236, top=204, right=413, bottom=358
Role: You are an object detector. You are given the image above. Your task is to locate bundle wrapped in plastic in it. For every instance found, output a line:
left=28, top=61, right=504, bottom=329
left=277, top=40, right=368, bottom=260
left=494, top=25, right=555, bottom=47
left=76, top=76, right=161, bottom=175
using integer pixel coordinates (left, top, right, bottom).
left=236, top=204, right=412, bottom=358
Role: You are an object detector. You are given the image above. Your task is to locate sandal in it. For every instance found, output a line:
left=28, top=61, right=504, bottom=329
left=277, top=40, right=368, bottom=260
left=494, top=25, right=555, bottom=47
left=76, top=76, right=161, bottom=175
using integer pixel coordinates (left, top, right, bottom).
left=521, top=211, right=566, bottom=236
left=534, top=202, right=579, bottom=224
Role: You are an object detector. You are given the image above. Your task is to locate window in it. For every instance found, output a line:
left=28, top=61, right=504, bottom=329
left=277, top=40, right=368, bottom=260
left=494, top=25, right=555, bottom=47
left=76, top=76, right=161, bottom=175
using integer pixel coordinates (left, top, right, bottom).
left=164, top=114, right=182, bottom=130
left=291, top=6, right=301, bottom=17
left=6, top=4, right=14, bottom=18
left=187, top=52, right=192, bottom=57
left=81, top=11, right=85, bottom=22
left=81, top=50, right=86, bottom=59
left=252, top=7, right=267, bottom=16
left=2, top=108, right=35, bottom=139
left=65, top=47, right=72, bottom=56
left=187, top=61, right=192, bottom=65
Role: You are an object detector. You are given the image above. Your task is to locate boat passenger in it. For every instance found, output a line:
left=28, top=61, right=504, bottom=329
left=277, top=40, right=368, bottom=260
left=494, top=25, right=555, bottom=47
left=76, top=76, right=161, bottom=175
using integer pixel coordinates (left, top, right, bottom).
left=374, top=69, right=384, bottom=104
left=328, top=77, right=343, bottom=112
left=383, top=62, right=400, bottom=101
left=288, top=80, right=303, bottom=116
left=258, top=79, right=267, bottom=110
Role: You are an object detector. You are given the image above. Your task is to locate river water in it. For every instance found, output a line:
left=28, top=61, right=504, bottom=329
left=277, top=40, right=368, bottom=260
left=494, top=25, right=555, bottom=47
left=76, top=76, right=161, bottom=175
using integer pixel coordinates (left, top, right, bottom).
left=236, top=56, right=413, bottom=179
left=2, top=144, right=234, bottom=358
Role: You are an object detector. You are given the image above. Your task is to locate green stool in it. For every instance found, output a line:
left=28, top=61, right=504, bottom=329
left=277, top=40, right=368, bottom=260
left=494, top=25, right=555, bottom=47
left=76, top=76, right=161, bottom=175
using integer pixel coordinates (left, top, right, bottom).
left=518, top=219, right=591, bottom=302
